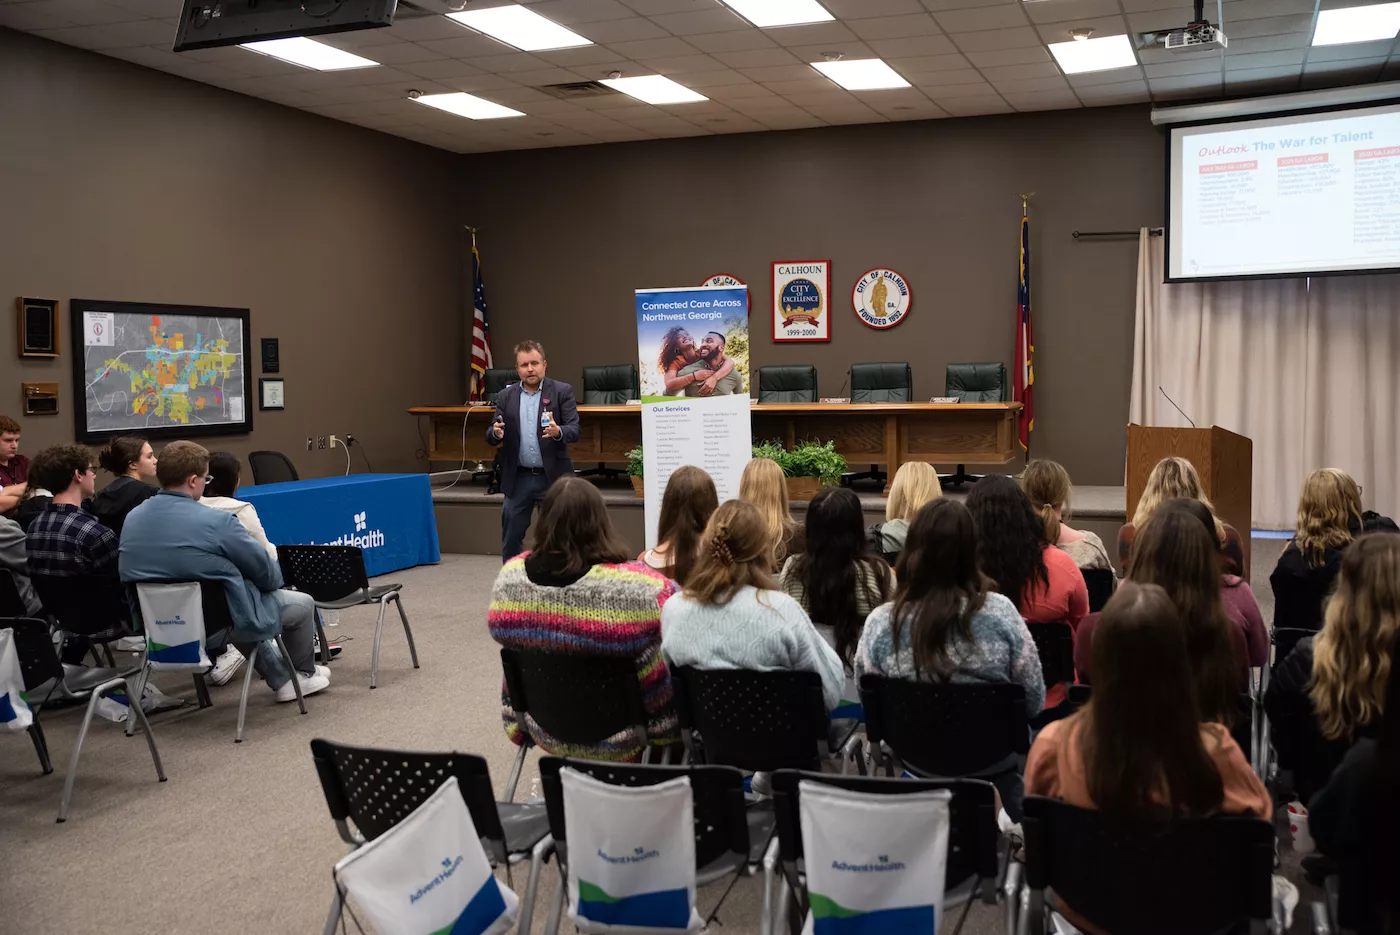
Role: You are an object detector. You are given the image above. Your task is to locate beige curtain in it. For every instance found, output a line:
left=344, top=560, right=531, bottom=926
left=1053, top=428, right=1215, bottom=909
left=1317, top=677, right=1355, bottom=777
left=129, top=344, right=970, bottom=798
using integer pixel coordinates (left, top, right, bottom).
left=1130, top=229, right=1400, bottom=529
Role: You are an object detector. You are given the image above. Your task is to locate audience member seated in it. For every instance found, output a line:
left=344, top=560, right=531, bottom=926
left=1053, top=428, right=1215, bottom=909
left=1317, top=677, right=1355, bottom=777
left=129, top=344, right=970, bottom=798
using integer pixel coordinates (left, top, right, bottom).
left=488, top=476, right=678, bottom=762
left=867, top=461, right=940, bottom=562
left=0, top=514, right=41, bottom=615
left=1026, top=581, right=1270, bottom=934
left=0, top=415, right=27, bottom=516
left=119, top=441, right=324, bottom=701
left=1175, top=498, right=1268, bottom=667
left=91, top=436, right=158, bottom=538
left=1308, top=630, right=1398, bottom=935
left=1076, top=502, right=1246, bottom=728
left=739, top=457, right=803, bottom=572
left=637, top=465, right=717, bottom=586
left=1271, top=468, right=1398, bottom=633
left=780, top=486, right=893, bottom=695
left=1118, top=456, right=1245, bottom=576
left=23, top=445, right=118, bottom=664
left=1021, top=458, right=1112, bottom=572
left=16, top=482, right=54, bottom=532
left=1265, top=533, right=1399, bottom=802
left=661, top=499, right=844, bottom=714
left=201, top=452, right=278, bottom=561
left=967, top=474, right=1088, bottom=630
left=856, top=497, right=1044, bottom=819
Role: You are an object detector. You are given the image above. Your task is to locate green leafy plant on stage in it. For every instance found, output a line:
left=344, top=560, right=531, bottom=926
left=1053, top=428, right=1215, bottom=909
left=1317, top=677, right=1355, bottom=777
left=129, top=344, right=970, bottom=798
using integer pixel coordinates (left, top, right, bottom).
left=750, top=438, right=846, bottom=487
left=626, top=446, right=645, bottom=477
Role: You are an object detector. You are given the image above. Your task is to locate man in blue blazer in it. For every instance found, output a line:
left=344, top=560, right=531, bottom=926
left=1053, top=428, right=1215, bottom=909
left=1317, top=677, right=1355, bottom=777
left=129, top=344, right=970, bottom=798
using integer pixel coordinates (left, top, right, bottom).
left=486, top=340, right=580, bottom=560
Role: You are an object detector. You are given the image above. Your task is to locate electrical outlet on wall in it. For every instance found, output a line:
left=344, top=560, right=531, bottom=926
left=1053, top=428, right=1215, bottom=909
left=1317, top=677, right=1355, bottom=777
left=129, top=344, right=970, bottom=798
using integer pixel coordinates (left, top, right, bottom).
left=317, top=435, right=327, bottom=449
left=306, top=437, right=313, bottom=451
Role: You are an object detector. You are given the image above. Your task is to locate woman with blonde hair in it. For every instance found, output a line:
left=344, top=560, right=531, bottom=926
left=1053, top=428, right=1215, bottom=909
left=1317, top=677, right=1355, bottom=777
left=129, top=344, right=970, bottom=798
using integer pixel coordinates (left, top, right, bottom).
left=739, top=457, right=803, bottom=571
left=1266, top=533, right=1400, bottom=799
left=661, top=499, right=845, bottom=714
left=1020, top=459, right=1111, bottom=572
left=869, top=461, right=940, bottom=561
left=639, top=465, right=718, bottom=586
left=1117, top=456, right=1244, bottom=576
left=1271, top=468, right=1397, bottom=631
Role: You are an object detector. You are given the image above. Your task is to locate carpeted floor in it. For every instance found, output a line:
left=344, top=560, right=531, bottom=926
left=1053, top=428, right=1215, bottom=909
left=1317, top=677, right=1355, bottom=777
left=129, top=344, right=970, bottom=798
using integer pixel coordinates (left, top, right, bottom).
left=0, top=547, right=1309, bottom=935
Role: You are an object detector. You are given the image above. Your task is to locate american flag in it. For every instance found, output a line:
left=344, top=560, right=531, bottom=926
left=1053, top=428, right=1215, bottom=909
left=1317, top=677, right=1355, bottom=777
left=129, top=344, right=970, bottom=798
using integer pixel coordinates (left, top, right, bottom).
left=1014, top=206, right=1034, bottom=452
left=469, top=244, right=494, bottom=400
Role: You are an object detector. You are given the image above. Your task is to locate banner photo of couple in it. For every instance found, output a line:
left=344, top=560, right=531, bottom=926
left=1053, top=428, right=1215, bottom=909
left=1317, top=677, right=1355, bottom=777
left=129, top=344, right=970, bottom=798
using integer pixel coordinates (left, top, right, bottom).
left=636, top=286, right=749, bottom=401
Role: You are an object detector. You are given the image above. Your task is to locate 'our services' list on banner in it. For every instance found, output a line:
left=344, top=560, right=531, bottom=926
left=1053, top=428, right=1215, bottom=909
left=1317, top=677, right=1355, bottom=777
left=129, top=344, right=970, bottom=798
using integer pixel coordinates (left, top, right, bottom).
left=636, top=285, right=752, bottom=548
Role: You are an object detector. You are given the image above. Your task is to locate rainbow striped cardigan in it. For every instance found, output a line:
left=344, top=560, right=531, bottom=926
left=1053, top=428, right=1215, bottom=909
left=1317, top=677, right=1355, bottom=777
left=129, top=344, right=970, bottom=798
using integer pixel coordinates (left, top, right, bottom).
left=488, top=554, right=679, bottom=762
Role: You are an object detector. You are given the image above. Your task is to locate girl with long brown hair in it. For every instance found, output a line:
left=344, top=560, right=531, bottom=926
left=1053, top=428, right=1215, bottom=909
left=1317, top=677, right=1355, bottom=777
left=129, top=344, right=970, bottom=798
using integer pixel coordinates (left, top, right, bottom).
left=488, top=476, right=679, bottom=761
left=639, top=465, right=718, bottom=586
left=739, top=457, right=803, bottom=570
left=660, top=499, right=845, bottom=713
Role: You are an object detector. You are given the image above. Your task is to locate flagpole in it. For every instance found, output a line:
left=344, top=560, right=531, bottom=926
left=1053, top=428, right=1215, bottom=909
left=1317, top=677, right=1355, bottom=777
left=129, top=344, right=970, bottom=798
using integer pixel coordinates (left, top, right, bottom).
left=1016, top=193, right=1034, bottom=465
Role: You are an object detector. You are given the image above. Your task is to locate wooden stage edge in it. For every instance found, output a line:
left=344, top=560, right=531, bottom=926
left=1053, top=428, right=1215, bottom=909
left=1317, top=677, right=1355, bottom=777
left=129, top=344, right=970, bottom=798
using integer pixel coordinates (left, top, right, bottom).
left=410, top=401, right=1026, bottom=484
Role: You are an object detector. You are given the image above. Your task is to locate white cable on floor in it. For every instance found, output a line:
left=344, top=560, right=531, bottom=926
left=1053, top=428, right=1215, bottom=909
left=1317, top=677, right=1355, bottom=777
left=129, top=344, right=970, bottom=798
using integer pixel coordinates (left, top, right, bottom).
left=436, top=403, right=492, bottom=492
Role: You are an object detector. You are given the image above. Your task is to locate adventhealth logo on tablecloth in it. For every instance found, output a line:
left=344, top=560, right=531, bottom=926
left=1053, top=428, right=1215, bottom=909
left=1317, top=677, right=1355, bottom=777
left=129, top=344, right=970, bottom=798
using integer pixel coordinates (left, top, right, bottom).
left=317, top=511, right=385, bottom=549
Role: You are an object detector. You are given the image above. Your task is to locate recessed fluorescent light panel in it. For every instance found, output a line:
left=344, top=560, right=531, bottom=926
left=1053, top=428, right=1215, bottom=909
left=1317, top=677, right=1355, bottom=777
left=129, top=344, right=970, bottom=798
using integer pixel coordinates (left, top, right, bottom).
left=812, top=58, right=909, bottom=90
left=446, top=4, right=592, bottom=51
left=719, top=0, right=834, bottom=28
left=413, top=92, right=525, bottom=120
left=240, top=37, right=379, bottom=70
left=1048, top=34, right=1137, bottom=75
left=1312, top=2, right=1400, bottom=46
left=599, top=75, right=708, bottom=105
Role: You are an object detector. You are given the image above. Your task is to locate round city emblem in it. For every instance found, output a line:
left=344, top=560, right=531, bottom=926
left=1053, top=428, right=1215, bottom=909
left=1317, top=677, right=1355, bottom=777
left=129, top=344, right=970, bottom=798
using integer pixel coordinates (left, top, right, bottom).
left=701, top=273, right=745, bottom=287
left=852, top=268, right=912, bottom=329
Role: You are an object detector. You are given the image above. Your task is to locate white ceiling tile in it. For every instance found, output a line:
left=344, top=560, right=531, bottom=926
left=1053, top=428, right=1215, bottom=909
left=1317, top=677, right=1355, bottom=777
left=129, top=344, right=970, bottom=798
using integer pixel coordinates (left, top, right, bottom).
left=912, top=67, right=989, bottom=85
left=648, top=8, right=749, bottom=35
left=930, top=95, right=1014, bottom=116
left=32, top=25, right=131, bottom=50
left=91, top=18, right=173, bottom=46
left=397, top=58, right=488, bottom=80
left=1306, top=40, right=1397, bottom=63
left=702, top=81, right=782, bottom=99
left=824, top=0, right=925, bottom=17
left=933, top=4, right=1028, bottom=33
left=535, top=44, right=638, bottom=65
left=509, top=66, right=590, bottom=85
left=441, top=73, right=528, bottom=92
left=110, top=0, right=183, bottom=17
left=951, top=26, right=1045, bottom=53
left=1148, top=74, right=1223, bottom=92
left=616, top=0, right=714, bottom=13
left=964, top=46, right=1051, bottom=67
left=737, top=63, right=822, bottom=82
left=572, top=16, right=670, bottom=42
left=635, top=52, right=729, bottom=73
left=1024, top=0, right=1125, bottom=24
left=1066, top=64, right=1146, bottom=86
left=528, top=0, right=640, bottom=24
left=387, top=16, right=476, bottom=42
left=1224, top=65, right=1303, bottom=84
left=868, top=34, right=957, bottom=56
left=1224, top=15, right=1314, bottom=40
left=754, top=113, right=828, bottom=129
left=781, top=89, right=859, bottom=107
left=915, top=79, right=996, bottom=96
left=417, top=35, right=516, bottom=58
left=711, top=46, right=802, bottom=67
left=1137, top=44, right=1223, bottom=65
left=1223, top=0, right=1316, bottom=21
left=764, top=21, right=860, bottom=46
left=1002, top=90, right=1081, bottom=111
left=1225, top=32, right=1308, bottom=54
left=1033, top=16, right=1134, bottom=47
left=1303, top=56, right=1389, bottom=74
left=1069, top=77, right=1149, bottom=99
left=1222, top=48, right=1307, bottom=71
left=342, top=41, right=448, bottom=66
left=464, top=52, right=558, bottom=72
left=605, top=36, right=700, bottom=58
left=783, top=40, right=876, bottom=62
left=991, top=75, right=1070, bottom=94
left=886, top=52, right=972, bottom=74
left=921, top=0, right=1022, bottom=10
left=38, top=0, right=140, bottom=26
left=1144, top=57, right=1223, bottom=77
left=1125, top=8, right=1196, bottom=33
left=847, top=13, right=942, bottom=40
left=669, top=66, right=753, bottom=85
left=104, top=44, right=185, bottom=69
left=317, top=27, right=405, bottom=48
left=0, top=4, right=71, bottom=30
left=685, top=29, right=780, bottom=52
left=1116, top=0, right=1190, bottom=10
left=977, top=61, right=1061, bottom=82
left=763, top=76, right=840, bottom=93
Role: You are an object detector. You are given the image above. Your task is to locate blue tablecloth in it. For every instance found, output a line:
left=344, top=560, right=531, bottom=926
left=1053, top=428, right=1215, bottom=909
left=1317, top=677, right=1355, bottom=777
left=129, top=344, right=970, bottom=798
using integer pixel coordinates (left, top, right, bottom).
left=238, top=473, right=440, bottom=577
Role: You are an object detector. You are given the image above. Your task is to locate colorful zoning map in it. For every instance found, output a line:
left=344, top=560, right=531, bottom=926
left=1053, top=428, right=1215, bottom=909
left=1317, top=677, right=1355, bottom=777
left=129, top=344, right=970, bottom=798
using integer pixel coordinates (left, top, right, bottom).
left=82, top=309, right=246, bottom=434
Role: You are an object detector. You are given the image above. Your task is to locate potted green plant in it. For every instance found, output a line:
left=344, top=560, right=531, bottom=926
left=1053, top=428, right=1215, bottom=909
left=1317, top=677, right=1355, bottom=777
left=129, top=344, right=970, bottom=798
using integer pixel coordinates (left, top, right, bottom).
left=626, top=445, right=645, bottom=498
left=751, top=438, right=846, bottom=501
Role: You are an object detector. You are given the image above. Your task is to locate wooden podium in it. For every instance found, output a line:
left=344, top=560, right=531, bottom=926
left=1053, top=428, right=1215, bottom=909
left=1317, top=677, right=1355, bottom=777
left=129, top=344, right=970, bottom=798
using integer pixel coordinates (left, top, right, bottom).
left=1126, top=424, right=1254, bottom=578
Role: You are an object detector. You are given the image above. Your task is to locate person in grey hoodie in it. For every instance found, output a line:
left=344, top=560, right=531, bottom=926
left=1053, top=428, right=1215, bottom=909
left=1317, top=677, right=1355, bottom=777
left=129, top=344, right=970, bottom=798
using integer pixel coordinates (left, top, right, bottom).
left=92, top=436, right=158, bottom=538
left=0, top=514, right=41, bottom=615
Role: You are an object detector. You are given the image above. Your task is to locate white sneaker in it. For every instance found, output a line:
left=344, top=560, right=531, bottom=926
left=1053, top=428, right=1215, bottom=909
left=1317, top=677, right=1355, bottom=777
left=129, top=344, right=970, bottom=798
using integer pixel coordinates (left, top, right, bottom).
left=208, top=646, right=245, bottom=686
left=275, top=671, right=330, bottom=702
left=313, top=664, right=331, bottom=680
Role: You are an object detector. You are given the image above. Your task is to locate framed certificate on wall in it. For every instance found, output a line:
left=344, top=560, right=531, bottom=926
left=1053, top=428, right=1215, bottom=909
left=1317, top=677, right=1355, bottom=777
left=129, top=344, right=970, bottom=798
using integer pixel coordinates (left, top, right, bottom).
left=259, top=378, right=285, bottom=410
left=772, top=260, right=830, bottom=343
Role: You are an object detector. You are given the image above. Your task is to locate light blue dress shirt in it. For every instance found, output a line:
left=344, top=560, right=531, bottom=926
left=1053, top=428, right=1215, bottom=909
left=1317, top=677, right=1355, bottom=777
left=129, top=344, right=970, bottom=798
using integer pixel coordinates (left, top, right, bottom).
left=517, top=386, right=544, bottom=468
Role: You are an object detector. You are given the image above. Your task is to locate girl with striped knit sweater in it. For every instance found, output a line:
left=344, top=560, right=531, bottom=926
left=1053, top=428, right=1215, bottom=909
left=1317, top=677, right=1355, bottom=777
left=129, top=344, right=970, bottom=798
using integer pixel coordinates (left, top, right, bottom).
left=488, top=476, right=678, bottom=762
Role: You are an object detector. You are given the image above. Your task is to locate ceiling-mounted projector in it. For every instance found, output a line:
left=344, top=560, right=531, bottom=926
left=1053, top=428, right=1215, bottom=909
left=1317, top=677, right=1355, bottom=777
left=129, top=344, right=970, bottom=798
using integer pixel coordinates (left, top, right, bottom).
left=1162, top=0, right=1227, bottom=52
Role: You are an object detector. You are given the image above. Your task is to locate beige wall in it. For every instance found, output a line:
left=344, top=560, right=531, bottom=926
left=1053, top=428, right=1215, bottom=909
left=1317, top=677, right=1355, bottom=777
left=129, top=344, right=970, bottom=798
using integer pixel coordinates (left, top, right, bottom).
left=0, top=27, right=464, bottom=479
left=461, top=105, right=1164, bottom=485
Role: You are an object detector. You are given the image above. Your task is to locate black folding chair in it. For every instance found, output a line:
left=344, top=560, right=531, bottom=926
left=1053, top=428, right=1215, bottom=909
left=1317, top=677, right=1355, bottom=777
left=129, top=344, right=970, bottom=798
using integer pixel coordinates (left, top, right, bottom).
left=670, top=666, right=862, bottom=774
left=1017, top=796, right=1276, bottom=935
left=1, top=616, right=165, bottom=822
left=277, top=544, right=418, bottom=688
left=31, top=571, right=139, bottom=669
left=0, top=569, right=27, bottom=617
left=767, top=770, right=1004, bottom=935
left=310, top=738, right=552, bottom=935
left=499, top=646, right=672, bottom=796
left=1027, top=622, right=1074, bottom=689
left=536, top=755, right=755, bottom=935
left=1082, top=568, right=1115, bottom=613
left=126, top=580, right=305, bottom=743
left=860, top=675, right=1029, bottom=779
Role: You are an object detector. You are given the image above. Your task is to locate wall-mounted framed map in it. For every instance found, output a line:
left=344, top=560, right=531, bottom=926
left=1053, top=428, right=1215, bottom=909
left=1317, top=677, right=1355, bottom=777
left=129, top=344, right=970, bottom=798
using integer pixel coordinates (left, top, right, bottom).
left=71, top=299, right=253, bottom=443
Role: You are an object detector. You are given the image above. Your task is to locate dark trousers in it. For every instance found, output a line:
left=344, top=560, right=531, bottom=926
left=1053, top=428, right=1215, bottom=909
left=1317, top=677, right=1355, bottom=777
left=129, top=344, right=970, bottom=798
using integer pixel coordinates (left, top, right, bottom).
left=501, top=470, right=551, bottom=561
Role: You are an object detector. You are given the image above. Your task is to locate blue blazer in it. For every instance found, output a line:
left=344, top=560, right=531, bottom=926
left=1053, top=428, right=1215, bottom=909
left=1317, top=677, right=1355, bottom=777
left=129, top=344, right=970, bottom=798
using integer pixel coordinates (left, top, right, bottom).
left=486, top=376, right=580, bottom=497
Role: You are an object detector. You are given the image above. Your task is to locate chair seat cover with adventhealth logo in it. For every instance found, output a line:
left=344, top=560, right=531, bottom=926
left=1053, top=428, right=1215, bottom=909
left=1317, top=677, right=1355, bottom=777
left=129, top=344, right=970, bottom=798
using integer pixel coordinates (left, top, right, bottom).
left=135, top=583, right=211, bottom=670
left=0, top=628, right=33, bottom=731
left=799, top=781, right=951, bottom=934
left=333, top=776, right=518, bottom=935
left=562, top=767, right=703, bottom=933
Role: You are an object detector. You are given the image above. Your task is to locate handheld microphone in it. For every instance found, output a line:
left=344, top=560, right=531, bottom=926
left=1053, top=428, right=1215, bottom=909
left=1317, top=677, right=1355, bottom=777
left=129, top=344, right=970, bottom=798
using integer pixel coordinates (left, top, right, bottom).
left=1158, top=386, right=1196, bottom=428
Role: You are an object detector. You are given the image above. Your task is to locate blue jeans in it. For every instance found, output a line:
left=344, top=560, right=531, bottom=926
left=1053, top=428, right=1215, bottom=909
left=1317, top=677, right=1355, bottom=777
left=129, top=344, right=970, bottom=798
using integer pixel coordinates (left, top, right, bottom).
left=236, top=589, right=317, bottom=690
left=501, top=470, right=551, bottom=561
